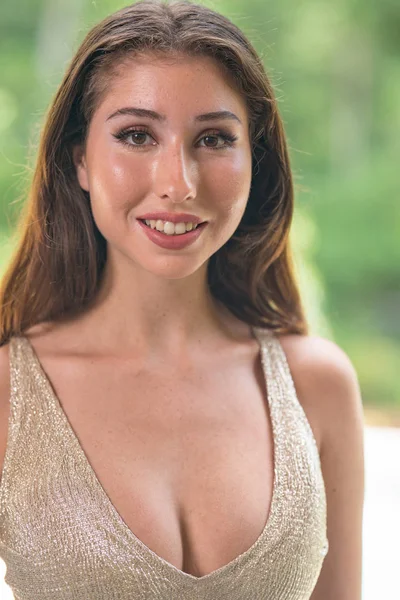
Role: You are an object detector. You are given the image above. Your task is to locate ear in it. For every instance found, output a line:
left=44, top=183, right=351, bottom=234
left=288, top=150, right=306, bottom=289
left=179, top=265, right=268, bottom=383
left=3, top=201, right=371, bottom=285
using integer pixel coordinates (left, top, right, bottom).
left=72, top=144, right=90, bottom=192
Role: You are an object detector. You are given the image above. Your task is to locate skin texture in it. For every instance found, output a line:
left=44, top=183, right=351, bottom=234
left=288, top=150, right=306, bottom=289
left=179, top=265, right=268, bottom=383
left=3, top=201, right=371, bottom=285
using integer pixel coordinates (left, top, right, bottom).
left=280, top=335, right=365, bottom=600
left=0, top=53, right=364, bottom=593
left=73, top=53, right=254, bottom=360
left=77, top=54, right=253, bottom=280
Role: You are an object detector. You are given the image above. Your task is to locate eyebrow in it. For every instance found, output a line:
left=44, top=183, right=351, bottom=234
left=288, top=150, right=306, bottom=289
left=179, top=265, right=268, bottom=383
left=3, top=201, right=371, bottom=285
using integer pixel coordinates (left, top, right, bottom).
left=106, top=106, right=242, bottom=125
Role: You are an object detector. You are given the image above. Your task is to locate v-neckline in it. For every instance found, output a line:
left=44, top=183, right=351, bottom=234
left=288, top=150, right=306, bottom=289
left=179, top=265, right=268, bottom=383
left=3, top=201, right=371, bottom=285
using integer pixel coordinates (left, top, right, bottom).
left=16, top=325, right=282, bottom=583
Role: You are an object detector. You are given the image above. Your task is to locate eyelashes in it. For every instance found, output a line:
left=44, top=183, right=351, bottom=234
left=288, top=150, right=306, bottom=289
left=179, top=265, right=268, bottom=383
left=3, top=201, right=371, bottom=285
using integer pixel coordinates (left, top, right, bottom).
left=112, top=126, right=239, bottom=151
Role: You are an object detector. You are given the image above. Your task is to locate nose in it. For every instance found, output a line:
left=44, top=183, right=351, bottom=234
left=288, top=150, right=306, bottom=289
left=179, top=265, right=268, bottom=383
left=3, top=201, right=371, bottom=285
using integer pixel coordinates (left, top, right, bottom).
left=153, top=142, right=197, bottom=204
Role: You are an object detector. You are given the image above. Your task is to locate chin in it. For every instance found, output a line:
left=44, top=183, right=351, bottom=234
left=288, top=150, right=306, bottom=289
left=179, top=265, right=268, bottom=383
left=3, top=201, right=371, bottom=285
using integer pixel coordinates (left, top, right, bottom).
left=139, top=255, right=208, bottom=281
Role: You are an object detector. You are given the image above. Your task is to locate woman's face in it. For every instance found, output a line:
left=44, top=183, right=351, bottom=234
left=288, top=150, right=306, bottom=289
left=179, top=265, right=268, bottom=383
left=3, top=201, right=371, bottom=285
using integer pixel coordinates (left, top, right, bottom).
left=74, top=53, right=253, bottom=280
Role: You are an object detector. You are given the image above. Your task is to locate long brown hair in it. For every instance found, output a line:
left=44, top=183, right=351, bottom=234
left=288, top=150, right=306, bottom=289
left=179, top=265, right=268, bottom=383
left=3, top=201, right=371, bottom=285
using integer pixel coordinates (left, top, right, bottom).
left=0, top=0, right=308, bottom=345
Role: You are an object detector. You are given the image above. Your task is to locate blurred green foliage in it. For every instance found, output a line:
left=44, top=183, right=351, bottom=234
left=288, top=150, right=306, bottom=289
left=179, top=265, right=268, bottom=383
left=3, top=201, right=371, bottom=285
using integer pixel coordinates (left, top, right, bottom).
left=0, top=0, right=398, bottom=406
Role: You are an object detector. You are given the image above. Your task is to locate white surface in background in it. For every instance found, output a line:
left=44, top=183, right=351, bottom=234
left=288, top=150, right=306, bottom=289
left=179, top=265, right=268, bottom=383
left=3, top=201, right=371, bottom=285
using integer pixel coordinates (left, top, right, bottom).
left=0, top=558, right=13, bottom=599
left=362, top=426, right=400, bottom=600
left=1, top=426, right=399, bottom=598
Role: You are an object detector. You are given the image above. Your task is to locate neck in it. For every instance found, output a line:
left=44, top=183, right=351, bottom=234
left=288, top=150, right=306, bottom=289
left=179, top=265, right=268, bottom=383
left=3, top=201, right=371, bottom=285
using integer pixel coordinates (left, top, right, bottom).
left=76, top=256, right=235, bottom=359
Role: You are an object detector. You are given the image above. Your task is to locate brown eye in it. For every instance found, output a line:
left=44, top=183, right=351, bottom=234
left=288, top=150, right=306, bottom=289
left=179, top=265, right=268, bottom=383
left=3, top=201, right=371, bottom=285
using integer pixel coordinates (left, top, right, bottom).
left=197, top=130, right=238, bottom=150
left=113, top=127, right=155, bottom=148
left=113, top=127, right=238, bottom=150
left=129, top=132, right=148, bottom=145
left=203, top=135, right=219, bottom=148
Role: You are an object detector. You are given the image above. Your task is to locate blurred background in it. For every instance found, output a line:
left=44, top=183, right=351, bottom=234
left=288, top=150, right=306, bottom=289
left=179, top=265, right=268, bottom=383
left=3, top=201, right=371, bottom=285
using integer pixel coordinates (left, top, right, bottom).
left=0, top=0, right=399, bottom=598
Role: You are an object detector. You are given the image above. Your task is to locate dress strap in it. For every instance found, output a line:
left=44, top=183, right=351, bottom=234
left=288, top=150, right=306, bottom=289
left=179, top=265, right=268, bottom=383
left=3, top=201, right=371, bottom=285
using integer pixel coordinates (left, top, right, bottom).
left=0, top=337, right=29, bottom=513
left=252, top=325, right=322, bottom=459
left=252, top=326, right=298, bottom=406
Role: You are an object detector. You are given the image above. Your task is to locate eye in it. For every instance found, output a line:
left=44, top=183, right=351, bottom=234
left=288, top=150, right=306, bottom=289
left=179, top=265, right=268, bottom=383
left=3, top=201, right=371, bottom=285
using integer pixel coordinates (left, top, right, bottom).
left=113, top=126, right=155, bottom=148
left=112, top=127, right=238, bottom=150
left=197, top=130, right=238, bottom=150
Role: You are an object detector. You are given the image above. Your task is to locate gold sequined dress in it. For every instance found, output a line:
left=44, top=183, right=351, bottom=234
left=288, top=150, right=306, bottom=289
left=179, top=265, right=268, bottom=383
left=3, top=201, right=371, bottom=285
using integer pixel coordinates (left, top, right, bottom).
left=0, top=326, right=329, bottom=599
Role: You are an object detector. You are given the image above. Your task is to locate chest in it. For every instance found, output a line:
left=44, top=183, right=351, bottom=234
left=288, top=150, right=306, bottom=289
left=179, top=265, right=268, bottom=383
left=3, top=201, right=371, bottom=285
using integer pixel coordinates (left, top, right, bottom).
left=38, top=349, right=275, bottom=577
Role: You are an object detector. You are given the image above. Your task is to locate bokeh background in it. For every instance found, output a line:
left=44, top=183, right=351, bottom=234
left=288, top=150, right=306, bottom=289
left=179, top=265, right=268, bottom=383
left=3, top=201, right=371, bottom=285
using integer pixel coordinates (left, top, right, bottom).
left=0, top=0, right=399, bottom=598
left=1, top=0, right=399, bottom=420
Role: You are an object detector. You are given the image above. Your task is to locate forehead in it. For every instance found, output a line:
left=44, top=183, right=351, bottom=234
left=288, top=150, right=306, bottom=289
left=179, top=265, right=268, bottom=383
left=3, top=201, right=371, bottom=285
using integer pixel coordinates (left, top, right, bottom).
left=93, top=52, right=249, bottom=123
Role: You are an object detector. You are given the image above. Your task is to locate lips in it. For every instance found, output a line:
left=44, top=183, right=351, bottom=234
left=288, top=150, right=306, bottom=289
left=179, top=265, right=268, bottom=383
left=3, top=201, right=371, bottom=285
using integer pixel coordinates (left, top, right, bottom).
left=136, top=212, right=205, bottom=225
left=137, top=218, right=207, bottom=250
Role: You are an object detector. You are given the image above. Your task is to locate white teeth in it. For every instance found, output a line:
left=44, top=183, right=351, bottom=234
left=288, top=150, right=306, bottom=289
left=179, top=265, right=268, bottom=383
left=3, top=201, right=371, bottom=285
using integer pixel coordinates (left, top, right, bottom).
left=174, top=222, right=187, bottom=235
left=143, top=219, right=200, bottom=235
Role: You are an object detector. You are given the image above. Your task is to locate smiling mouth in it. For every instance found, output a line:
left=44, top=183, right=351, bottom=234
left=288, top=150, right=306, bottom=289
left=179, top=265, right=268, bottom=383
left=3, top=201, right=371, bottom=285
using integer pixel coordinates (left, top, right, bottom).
left=138, top=219, right=207, bottom=236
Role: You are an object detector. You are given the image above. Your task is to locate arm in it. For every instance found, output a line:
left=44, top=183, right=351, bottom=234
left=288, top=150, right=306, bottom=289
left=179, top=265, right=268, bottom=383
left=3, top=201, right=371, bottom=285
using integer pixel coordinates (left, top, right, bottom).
left=280, top=335, right=365, bottom=600
left=310, top=342, right=364, bottom=599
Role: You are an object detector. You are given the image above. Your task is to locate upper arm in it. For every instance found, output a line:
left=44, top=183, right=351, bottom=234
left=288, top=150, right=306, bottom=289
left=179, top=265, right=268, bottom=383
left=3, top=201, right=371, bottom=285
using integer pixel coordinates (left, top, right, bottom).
left=280, top=334, right=365, bottom=600
left=0, top=343, right=11, bottom=484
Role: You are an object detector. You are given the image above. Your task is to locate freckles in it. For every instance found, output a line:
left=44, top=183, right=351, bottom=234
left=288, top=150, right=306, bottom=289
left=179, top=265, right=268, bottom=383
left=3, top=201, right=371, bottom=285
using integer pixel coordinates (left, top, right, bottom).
left=91, top=154, right=146, bottom=211
left=203, top=157, right=250, bottom=216
left=232, top=149, right=252, bottom=175
left=109, top=163, right=132, bottom=193
left=224, top=163, right=251, bottom=197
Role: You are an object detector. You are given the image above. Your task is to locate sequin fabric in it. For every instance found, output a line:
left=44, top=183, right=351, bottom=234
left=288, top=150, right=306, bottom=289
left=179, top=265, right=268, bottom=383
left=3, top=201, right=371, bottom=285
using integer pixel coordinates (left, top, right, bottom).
left=0, top=326, right=329, bottom=599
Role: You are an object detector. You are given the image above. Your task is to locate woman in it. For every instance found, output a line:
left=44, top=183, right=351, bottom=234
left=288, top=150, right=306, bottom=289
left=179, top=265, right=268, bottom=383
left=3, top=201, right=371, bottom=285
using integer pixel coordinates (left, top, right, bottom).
left=0, top=1, right=364, bottom=598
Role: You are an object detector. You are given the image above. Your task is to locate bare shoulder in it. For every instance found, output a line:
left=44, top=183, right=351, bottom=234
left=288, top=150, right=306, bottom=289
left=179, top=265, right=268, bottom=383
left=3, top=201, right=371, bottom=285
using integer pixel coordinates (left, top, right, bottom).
left=278, top=334, right=365, bottom=599
left=277, top=333, right=360, bottom=389
left=0, top=342, right=11, bottom=480
left=277, top=333, right=364, bottom=455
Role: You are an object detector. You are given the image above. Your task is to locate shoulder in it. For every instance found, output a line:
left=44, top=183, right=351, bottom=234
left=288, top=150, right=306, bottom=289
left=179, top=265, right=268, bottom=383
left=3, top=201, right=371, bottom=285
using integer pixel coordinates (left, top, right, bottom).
left=277, top=333, right=359, bottom=391
left=276, top=333, right=365, bottom=597
left=276, top=333, right=364, bottom=456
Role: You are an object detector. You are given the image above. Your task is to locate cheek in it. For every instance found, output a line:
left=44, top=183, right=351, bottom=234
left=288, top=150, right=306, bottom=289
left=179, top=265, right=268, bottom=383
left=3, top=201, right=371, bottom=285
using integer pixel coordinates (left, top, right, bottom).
left=207, top=152, right=252, bottom=220
left=86, top=146, right=151, bottom=227
left=85, top=130, right=252, bottom=243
